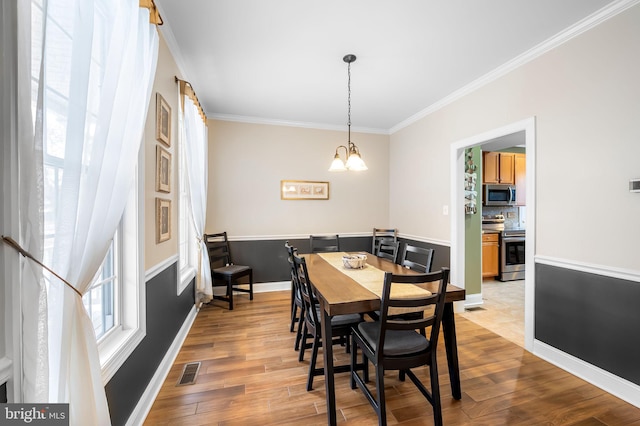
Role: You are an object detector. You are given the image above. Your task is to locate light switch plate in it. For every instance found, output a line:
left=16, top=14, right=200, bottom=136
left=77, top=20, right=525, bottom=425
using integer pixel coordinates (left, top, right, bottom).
left=630, top=178, right=640, bottom=192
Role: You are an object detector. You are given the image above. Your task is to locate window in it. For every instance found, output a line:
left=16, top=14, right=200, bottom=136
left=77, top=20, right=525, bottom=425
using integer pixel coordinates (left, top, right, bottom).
left=83, top=234, right=117, bottom=340
left=178, top=100, right=197, bottom=294
left=31, top=0, right=146, bottom=382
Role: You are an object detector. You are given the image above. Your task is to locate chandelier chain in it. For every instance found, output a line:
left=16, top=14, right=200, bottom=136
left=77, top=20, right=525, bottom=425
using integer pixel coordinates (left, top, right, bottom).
left=347, top=61, right=351, bottom=142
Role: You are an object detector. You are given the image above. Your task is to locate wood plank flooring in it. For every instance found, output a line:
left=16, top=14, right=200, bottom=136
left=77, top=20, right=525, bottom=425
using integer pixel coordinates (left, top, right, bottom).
left=144, top=291, right=640, bottom=425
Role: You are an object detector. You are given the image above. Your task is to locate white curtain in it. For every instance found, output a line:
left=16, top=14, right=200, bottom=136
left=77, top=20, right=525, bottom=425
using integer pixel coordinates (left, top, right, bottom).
left=181, top=95, right=213, bottom=303
left=34, top=1, right=158, bottom=424
left=1, top=0, right=48, bottom=403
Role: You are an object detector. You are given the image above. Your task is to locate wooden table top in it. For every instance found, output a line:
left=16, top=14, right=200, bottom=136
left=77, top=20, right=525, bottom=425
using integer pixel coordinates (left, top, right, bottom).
left=303, top=252, right=465, bottom=316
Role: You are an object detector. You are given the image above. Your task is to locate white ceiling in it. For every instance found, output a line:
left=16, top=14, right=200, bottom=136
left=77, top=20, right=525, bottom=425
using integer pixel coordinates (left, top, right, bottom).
left=156, top=0, right=616, bottom=133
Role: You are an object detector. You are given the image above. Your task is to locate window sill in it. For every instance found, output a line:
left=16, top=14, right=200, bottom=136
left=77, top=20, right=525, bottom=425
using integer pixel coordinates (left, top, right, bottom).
left=99, top=325, right=145, bottom=384
left=178, top=266, right=196, bottom=295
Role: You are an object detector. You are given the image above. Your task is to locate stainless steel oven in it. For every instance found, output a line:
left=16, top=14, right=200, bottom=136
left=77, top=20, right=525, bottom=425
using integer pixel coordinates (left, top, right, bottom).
left=500, top=229, right=525, bottom=281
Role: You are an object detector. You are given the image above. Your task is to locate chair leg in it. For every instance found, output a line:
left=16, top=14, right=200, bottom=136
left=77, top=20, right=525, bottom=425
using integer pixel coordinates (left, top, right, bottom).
left=307, top=334, right=321, bottom=391
left=294, top=309, right=304, bottom=351
left=298, top=323, right=308, bottom=362
left=350, top=333, right=358, bottom=389
left=363, top=352, right=369, bottom=383
left=290, top=302, right=298, bottom=332
left=227, top=279, right=234, bottom=310
left=429, top=362, right=443, bottom=426
left=375, top=364, right=387, bottom=426
left=249, top=270, right=254, bottom=300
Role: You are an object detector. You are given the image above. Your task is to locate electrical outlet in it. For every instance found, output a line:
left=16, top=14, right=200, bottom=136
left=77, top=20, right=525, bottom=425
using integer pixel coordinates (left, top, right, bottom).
left=507, top=211, right=516, bottom=219
left=442, top=205, right=449, bottom=215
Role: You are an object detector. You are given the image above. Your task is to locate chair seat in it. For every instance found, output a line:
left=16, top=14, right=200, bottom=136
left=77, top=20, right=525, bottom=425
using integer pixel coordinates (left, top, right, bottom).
left=213, top=264, right=251, bottom=276
left=358, top=321, right=429, bottom=356
left=313, top=307, right=361, bottom=327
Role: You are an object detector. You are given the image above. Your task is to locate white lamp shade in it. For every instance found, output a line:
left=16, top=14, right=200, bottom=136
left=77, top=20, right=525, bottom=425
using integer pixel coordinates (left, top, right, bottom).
left=329, top=156, right=347, bottom=171
left=345, top=153, right=368, bottom=171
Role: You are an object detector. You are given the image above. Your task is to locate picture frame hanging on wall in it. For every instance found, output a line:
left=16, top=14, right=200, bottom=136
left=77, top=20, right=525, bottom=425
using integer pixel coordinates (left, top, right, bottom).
left=156, top=92, right=171, bottom=146
left=156, top=197, right=171, bottom=243
left=281, top=180, right=329, bottom=200
left=156, top=145, right=171, bottom=193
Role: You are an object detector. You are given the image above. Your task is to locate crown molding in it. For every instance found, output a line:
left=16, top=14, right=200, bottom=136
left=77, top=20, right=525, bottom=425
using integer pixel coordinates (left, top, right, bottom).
left=389, top=0, right=640, bottom=134
left=208, top=113, right=389, bottom=135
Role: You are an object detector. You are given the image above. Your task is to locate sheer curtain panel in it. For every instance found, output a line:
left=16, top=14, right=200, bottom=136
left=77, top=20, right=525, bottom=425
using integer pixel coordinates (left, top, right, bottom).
left=33, top=1, right=158, bottom=424
left=1, top=0, right=47, bottom=403
left=180, top=82, right=212, bottom=303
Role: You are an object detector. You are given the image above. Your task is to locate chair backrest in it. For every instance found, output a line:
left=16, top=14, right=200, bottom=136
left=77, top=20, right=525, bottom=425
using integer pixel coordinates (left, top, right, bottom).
left=285, top=241, right=301, bottom=299
left=376, top=268, right=450, bottom=358
left=292, top=253, right=320, bottom=328
left=399, top=244, right=434, bottom=273
left=372, top=228, right=397, bottom=253
left=309, top=234, right=340, bottom=253
left=376, top=238, right=400, bottom=263
left=204, top=232, right=233, bottom=269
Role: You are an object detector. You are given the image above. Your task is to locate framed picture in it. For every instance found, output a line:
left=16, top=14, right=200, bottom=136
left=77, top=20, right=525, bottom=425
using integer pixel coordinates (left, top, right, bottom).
left=281, top=180, right=329, bottom=200
left=156, top=198, right=171, bottom=243
left=156, top=145, right=171, bottom=193
left=156, top=92, right=171, bottom=146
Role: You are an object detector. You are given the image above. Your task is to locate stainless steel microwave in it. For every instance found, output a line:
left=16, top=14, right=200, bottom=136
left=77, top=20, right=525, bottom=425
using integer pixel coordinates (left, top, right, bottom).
left=484, top=184, right=516, bottom=206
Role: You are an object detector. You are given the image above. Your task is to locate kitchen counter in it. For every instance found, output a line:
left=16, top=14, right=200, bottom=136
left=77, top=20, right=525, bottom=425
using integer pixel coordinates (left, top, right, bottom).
left=481, top=229, right=501, bottom=234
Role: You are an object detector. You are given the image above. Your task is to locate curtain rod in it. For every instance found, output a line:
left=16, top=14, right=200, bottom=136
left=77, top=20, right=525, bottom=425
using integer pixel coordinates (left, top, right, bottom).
left=175, top=77, right=207, bottom=121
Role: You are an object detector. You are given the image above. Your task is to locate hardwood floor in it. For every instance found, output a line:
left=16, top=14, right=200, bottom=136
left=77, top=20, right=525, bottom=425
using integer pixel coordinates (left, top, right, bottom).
left=144, top=291, right=640, bottom=425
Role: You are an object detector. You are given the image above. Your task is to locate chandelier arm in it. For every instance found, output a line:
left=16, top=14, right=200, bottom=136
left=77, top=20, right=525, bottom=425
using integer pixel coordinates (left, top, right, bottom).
left=334, top=145, right=349, bottom=158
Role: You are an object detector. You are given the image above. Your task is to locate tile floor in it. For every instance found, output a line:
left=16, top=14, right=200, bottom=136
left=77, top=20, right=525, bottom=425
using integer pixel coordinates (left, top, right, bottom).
left=459, top=278, right=525, bottom=347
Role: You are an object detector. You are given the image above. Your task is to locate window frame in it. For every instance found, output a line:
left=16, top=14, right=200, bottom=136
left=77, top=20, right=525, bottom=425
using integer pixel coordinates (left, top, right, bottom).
left=177, top=97, right=197, bottom=295
left=96, top=148, right=146, bottom=383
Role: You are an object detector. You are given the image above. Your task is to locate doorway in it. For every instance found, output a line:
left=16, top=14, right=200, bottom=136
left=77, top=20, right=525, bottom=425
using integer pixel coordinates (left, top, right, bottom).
left=450, top=117, right=536, bottom=351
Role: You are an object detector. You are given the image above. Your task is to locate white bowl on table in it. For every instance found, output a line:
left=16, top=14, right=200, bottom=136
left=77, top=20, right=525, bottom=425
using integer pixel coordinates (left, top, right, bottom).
left=342, top=254, right=367, bottom=269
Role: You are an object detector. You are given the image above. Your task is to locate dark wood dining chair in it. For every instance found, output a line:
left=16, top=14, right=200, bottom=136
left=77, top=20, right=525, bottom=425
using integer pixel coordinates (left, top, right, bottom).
left=309, top=234, right=340, bottom=253
left=285, top=241, right=305, bottom=351
left=204, top=232, right=253, bottom=310
left=350, top=268, right=450, bottom=426
left=399, top=243, right=434, bottom=273
left=292, top=253, right=363, bottom=391
left=372, top=228, right=397, bottom=254
left=375, top=238, right=400, bottom=263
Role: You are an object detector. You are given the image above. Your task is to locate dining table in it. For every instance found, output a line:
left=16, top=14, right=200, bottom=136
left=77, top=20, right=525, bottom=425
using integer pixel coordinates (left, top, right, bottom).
left=302, top=252, right=466, bottom=426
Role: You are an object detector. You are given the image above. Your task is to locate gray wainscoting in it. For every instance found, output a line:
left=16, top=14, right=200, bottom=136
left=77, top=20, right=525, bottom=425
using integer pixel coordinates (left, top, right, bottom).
left=229, top=236, right=450, bottom=285
left=105, top=261, right=195, bottom=426
left=535, top=263, right=640, bottom=386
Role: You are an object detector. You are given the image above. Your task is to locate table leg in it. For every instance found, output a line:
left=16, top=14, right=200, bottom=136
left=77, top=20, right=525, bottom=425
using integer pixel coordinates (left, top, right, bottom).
left=442, top=302, right=462, bottom=399
left=319, top=300, right=337, bottom=425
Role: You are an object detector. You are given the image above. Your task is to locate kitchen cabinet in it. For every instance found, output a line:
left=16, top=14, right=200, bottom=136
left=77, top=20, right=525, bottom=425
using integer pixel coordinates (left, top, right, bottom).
left=482, top=232, right=499, bottom=278
left=515, top=153, right=526, bottom=206
left=483, top=152, right=515, bottom=184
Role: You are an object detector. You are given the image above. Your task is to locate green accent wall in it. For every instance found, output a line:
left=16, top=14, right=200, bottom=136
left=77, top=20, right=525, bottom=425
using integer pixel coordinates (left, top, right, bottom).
left=464, top=146, right=482, bottom=296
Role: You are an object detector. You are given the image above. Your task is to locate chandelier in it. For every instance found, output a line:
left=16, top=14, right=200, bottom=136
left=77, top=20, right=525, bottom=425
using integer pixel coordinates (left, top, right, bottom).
left=328, top=54, right=368, bottom=172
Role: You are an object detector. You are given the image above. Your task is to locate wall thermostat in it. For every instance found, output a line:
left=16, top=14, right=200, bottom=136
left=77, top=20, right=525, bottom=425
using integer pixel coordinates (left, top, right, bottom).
left=630, top=178, right=640, bottom=192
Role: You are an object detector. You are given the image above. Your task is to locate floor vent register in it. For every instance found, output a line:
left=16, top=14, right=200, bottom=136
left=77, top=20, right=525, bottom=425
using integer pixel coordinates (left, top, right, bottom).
left=177, top=362, right=201, bottom=386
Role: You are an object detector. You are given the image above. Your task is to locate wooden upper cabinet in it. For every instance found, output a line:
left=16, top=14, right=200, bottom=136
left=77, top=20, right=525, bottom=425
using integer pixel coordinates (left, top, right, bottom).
left=515, top=153, right=526, bottom=205
left=483, top=152, right=500, bottom=184
left=483, top=152, right=515, bottom=184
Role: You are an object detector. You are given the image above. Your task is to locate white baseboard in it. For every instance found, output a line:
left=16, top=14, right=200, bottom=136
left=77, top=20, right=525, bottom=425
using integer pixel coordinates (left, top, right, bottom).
left=533, top=339, right=640, bottom=409
left=213, top=281, right=290, bottom=296
left=125, top=305, right=198, bottom=426
left=464, top=292, right=483, bottom=309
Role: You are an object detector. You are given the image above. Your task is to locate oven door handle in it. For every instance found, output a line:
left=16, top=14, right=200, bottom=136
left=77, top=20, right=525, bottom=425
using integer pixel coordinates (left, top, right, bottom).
left=502, top=236, right=525, bottom=243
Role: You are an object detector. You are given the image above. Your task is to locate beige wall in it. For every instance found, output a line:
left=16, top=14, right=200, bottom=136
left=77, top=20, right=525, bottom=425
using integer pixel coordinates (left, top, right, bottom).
left=206, top=120, right=390, bottom=237
left=144, top=33, right=183, bottom=270
left=390, top=4, right=640, bottom=270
